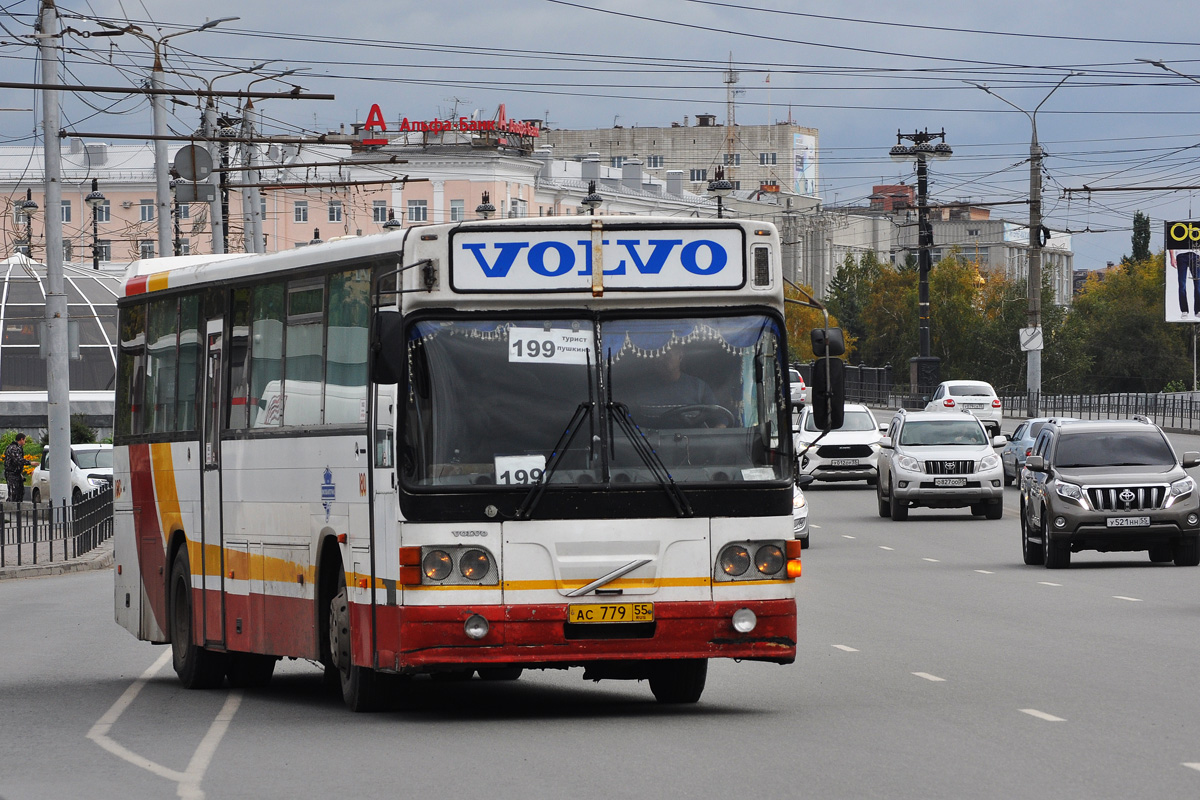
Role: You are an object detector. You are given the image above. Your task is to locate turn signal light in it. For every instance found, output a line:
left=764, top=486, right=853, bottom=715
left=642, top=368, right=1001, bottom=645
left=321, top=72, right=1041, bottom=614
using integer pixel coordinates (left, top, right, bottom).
left=357, top=577, right=369, bottom=589
left=786, top=540, right=803, bottom=559
left=399, top=566, right=422, bottom=586
left=786, top=559, right=802, bottom=578
left=399, top=546, right=422, bottom=567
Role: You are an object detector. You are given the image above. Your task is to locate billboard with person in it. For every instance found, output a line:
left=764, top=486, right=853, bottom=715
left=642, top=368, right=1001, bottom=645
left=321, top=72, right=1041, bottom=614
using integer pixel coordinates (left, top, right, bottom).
left=1165, top=220, right=1200, bottom=323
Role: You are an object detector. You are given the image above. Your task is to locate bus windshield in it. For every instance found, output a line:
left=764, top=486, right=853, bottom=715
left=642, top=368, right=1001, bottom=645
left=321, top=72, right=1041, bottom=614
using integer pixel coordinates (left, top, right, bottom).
left=402, top=313, right=789, bottom=488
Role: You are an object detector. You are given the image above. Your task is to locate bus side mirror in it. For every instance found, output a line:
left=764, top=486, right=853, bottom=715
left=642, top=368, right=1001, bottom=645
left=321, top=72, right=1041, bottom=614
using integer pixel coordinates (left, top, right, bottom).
left=811, top=327, right=845, bottom=358
left=370, top=310, right=404, bottom=385
left=810, top=356, right=844, bottom=430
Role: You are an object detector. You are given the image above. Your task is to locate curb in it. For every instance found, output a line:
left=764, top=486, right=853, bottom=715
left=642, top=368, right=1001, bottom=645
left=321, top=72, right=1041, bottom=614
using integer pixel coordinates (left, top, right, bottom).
left=0, top=539, right=113, bottom=581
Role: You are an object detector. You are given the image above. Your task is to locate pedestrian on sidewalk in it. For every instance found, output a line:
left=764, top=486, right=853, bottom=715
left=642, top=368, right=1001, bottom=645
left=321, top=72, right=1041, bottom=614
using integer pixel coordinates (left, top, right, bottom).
left=5, top=433, right=27, bottom=503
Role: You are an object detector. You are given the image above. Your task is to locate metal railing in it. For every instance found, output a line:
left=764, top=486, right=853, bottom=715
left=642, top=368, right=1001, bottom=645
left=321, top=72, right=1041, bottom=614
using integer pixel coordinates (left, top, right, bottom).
left=0, top=484, right=113, bottom=568
left=1000, top=392, right=1200, bottom=431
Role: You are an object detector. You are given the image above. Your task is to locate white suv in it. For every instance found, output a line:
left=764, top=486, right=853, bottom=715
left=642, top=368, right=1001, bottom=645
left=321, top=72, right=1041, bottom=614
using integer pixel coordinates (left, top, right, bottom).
left=925, top=380, right=1002, bottom=435
left=795, top=403, right=883, bottom=485
left=876, top=410, right=1006, bottom=520
left=30, top=444, right=113, bottom=504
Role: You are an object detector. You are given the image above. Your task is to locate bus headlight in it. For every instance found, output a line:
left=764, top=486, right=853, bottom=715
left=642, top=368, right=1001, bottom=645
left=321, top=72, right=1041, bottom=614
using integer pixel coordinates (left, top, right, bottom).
left=459, top=549, right=491, bottom=581
left=732, top=608, right=757, bottom=633
left=464, top=613, right=489, bottom=640
left=423, top=550, right=453, bottom=581
left=755, top=545, right=784, bottom=575
left=718, top=545, right=751, bottom=576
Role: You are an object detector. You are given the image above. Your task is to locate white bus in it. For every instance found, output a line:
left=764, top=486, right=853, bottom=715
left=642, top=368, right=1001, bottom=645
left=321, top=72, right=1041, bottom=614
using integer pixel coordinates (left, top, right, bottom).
left=113, top=216, right=800, bottom=709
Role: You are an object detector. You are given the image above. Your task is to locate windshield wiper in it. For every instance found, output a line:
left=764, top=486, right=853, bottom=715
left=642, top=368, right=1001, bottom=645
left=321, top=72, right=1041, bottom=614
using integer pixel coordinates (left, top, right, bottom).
left=515, top=401, right=593, bottom=521
left=609, top=401, right=693, bottom=518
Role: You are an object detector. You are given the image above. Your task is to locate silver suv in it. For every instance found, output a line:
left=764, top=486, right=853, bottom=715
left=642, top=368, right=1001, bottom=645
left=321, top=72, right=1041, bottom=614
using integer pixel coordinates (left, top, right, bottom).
left=1020, top=418, right=1200, bottom=568
left=876, top=409, right=1006, bottom=521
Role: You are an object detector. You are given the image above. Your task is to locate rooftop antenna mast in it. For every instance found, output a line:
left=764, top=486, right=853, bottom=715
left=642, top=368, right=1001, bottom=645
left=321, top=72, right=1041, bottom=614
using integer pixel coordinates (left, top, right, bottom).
left=724, top=54, right=739, bottom=181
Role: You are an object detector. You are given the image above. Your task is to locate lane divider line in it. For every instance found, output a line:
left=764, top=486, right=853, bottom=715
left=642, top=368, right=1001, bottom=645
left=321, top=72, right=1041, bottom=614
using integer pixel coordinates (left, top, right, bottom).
left=975, top=570, right=994, bottom=574
left=1020, top=708, right=1066, bottom=722
left=832, top=645, right=859, bottom=652
left=913, top=672, right=946, bottom=682
left=1182, top=763, right=1200, bottom=772
left=1113, top=596, right=1142, bottom=602
left=880, top=546, right=895, bottom=551
left=923, top=558, right=940, bottom=563
left=1038, top=582, right=1062, bottom=587
left=842, top=535, right=856, bottom=539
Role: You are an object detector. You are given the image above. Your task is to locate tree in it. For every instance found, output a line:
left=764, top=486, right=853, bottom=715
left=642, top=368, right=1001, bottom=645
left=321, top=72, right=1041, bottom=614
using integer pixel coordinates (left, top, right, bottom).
left=784, top=282, right=847, bottom=363
left=1131, top=211, right=1151, bottom=262
left=825, top=251, right=883, bottom=363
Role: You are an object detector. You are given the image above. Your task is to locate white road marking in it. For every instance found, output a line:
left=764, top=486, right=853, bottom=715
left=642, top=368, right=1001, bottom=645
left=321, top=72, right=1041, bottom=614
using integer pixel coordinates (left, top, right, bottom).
left=975, top=570, right=994, bottom=574
left=913, top=672, right=946, bottom=682
left=1020, top=708, right=1066, bottom=722
left=880, top=546, right=895, bottom=551
left=1038, top=582, right=1062, bottom=587
left=87, top=649, right=243, bottom=800
left=1182, top=763, right=1200, bottom=773
left=842, top=535, right=855, bottom=539
left=832, top=645, right=859, bottom=652
left=923, top=558, right=940, bottom=563
left=1113, top=596, right=1142, bottom=602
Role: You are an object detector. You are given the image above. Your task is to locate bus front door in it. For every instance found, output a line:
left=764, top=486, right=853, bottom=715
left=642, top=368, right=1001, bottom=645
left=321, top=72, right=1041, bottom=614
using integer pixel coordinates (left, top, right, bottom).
left=201, top=319, right=226, bottom=648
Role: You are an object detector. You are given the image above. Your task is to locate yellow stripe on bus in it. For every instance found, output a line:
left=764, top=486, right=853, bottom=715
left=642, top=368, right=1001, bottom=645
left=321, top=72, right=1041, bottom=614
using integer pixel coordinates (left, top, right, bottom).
left=149, top=443, right=182, bottom=550
left=146, top=272, right=171, bottom=293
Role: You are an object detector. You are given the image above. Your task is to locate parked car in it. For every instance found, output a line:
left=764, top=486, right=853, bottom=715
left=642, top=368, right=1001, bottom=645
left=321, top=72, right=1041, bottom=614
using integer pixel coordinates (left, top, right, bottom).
left=795, top=403, right=883, bottom=485
left=793, top=474, right=814, bottom=548
left=924, top=380, right=1002, bottom=435
left=1019, top=417, right=1200, bottom=568
left=876, top=409, right=1007, bottom=521
left=29, top=443, right=113, bottom=504
left=789, top=368, right=808, bottom=409
left=1000, top=417, right=1080, bottom=485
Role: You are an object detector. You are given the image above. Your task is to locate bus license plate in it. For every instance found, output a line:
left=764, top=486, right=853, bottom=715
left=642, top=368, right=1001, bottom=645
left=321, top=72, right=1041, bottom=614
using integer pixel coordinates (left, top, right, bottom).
left=1107, top=516, right=1150, bottom=528
left=567, top=603, right=654, bottom=624
left=934, top=477, right=966, bottom=487
left=830, top=458, right=860, bottom=467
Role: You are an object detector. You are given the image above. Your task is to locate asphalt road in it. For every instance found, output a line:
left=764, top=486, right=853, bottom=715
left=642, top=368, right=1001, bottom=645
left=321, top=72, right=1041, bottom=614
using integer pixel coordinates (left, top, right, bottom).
left=5, top=432, right=1200, bottom=799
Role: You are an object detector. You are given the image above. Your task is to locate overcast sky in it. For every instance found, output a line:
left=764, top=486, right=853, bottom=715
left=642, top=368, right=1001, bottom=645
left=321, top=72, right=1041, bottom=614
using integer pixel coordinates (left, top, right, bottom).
left=3, top=0, right=1199, bottom=269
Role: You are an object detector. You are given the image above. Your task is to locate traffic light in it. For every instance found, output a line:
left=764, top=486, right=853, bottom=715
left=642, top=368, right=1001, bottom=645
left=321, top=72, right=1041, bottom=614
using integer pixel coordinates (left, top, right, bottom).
left=810, top=356, right=845, bottom=430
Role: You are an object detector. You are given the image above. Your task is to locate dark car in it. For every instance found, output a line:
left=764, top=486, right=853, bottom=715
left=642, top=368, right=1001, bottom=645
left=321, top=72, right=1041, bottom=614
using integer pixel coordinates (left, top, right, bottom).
left=1000, top=417, right=1079, bottom=486
left=1019, top=417, right=1200, bottom=568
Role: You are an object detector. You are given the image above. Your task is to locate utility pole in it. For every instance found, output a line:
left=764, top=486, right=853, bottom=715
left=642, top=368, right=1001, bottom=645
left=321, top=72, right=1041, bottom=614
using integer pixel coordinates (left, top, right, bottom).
left=38, top=0, right=70, bottom=506
left=202, top=100, right=224, bottom=253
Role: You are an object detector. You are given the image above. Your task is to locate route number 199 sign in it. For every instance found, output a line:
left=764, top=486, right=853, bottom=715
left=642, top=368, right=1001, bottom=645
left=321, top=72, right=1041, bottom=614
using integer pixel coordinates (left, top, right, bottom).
left=509, top=328, right=594, bottom=364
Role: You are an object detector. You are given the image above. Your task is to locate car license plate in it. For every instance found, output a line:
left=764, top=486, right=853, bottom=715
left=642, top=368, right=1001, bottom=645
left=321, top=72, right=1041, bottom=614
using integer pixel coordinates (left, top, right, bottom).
left=1106, top=516, right=1150, bottom=528
left=961, top=403, right=985, bottom=409
left=830, top=458, right=860, bottom=467
left=934, top=477, right=967, bottom=487
left=567, top=603, right=654, bottom=624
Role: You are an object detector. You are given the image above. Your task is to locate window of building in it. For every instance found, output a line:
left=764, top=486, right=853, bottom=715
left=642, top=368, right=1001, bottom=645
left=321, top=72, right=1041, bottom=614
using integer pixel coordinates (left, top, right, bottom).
left=96, top=240, right=111, bottom=261
left=179, top=240, right=191, bottom=256
left=967, top=228, right=980, bottom=236
left=372, top=200, right=387, bottom=223
left=139, top=199, right=154, bottom=222
left=407, top=200, right=428, bottom=223
left=294, top=200, right=308, bottom=223
left=95, top=201, right=110, bottom=223
left=732, top=181, right=741, bottom=190
left=762, top=180, right=779, bottom=188
left=611, top=156, right=626, bottom=168
left=139, top=240, right=155, bottom=259
left=450, top=199, right=465, bottom=222
left=61, top=200, right=71, bottom=223
left=724, top=154, right=741, bottom=166
left=177, top=203, right=190, bottom=219
left=62, top=240, right=73, bottom=262
left=328, top=200, right=342, bottom=223
left=509, top=199, right=526, bottom=219
left=690, top=168, right=708, bottom=182
left=645, top=155, right=664, bottom=168
left=759, top=152, right=777, bottom=165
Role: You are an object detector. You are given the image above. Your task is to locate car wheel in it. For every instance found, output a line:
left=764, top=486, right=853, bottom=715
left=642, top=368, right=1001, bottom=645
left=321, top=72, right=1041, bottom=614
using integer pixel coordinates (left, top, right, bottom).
left=799, top=534, right=809, bottom=550
left=876, top=478, right=890, bottom=518
left=969, top=503, right=985, bottom=517
left=72, top=487, right=83, bottom=505
left=1043, top=511, right=1070, bottom=569
left=1003, top=463, right=1015, bottom=487
left=985, top=500, right=1004, bottom=520
left=1021, top=507, right=1044, bottom=565
left=1173, top=536, right=1200, bottom=567
left=31, top=488, right=40, bottom=505
left=1148, top=545, right=1173, bottom=563
left=889, top=482, right=909, bottom=521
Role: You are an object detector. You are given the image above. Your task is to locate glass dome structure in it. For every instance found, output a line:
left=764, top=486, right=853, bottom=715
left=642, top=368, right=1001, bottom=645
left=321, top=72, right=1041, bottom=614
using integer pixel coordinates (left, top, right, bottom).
left=0, top=253, right=121, bottom=434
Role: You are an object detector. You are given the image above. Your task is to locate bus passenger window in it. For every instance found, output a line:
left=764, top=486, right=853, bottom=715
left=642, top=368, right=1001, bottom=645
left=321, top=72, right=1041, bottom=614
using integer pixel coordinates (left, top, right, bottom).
left=145, top=297, right=178, bottom=434
left=227, top=288, right=252, bottom=430
left=176, top=294, right=201, bottom=433
left=325, top=270, right=369, bottom=424
left=250, top=283, right=284, bottom=428
left=116, top=304, right=145, bottom=437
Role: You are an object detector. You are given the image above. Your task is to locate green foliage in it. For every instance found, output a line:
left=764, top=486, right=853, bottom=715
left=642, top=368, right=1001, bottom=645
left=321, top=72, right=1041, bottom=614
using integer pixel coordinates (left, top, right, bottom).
left=784, top=282, right=848, bottom=363
left=1132, top=211, right=1151, bottom=263
left=36, top=415, right=97, bottom=449
left=825, top=252, right=882, bottom=363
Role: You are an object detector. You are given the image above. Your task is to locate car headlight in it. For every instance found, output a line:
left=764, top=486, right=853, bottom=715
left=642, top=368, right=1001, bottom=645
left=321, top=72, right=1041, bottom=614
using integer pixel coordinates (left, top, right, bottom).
left=869, top=442, right=881, bottom=453
left=88, top=477, right=107, bottom=487
left=793, top=492, right=807, bottom=510
left=978, top=454, right=1000, bottom=472
left=1055, top=481, right=1085, bottom=505
left=895, top=454, right=921, bottom=472
left=1171, top=477, right=1196, bottom=500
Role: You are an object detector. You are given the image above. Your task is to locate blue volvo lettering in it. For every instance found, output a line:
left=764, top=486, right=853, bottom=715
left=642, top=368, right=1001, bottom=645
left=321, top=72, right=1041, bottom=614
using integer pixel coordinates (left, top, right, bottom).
left=461, top=241, right=530, bottom=278
left=616, top=239, right=684, bottom=275
left=528, top=241, right=575, bottom=276
left=681, top=240, right=728, bottom=276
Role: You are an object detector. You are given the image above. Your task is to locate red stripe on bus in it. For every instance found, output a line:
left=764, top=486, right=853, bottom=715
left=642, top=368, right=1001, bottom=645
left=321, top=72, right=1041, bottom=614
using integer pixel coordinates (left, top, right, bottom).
left=125, top=275, right=149, bottom=296
left=128, top=442, right=168, bottom=634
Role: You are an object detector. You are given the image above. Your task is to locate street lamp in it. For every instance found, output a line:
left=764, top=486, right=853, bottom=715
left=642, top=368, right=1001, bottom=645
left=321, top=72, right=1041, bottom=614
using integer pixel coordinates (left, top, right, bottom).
left=383, top=209, right=402, bottom=231
left=889, top=129, right=952, bottom=400
left=707, top=166, right=734, bottom=218
left=581, top=180, right=602, bottom=215
left=84, top=178, right=105, bottom=269
left=476, top=192, right=496, bottom=220
left=967, top=73, right=1081, bottom=415
left=16, top=188, right=38, bottom=257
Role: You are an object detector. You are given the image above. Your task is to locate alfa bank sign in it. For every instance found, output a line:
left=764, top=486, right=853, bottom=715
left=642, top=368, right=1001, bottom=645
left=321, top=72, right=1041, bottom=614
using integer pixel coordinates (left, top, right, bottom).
left=361, top=103, right=540, bottom=146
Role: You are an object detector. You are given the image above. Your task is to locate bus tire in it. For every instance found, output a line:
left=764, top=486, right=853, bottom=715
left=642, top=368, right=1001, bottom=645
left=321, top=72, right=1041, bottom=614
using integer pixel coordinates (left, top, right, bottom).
left=648, top=659, right=707, bottom=704
left=169, top=547, right=227, bottom=689
left=226, top=652, right=277, bottom=689
left=329, top=574, right=381, bottom=712
left=478, top=666, right=523, bottom=681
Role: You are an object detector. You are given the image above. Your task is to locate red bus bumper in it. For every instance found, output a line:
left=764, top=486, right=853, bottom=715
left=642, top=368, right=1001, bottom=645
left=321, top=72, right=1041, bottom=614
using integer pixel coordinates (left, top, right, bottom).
left=367, top=599, right=797, bottom=671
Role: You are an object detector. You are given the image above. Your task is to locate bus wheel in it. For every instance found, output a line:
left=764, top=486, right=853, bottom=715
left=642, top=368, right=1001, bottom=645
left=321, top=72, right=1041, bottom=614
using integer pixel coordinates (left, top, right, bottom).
left=478, top=666, right=523, bottom=681
left=329, top=575, right=380, bottom=712
left=226, top=653, right=277, bottom=689
left=648, top=659, right=707, bottom=704
left=169, top=548, right=227, bottom=689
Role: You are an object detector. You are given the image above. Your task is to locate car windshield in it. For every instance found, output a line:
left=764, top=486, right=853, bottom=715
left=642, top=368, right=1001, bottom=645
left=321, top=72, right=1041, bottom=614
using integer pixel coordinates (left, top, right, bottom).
left=805, top=409, right=875, bottom=432
left=402, top=313, right=790, bottom=488
left=1054, top=431, right=1175, bottom=468
left=899, top=419, right=987, bottom=446
left=947, top=383, right=994, bottom=397
left=74, top=449, right=113, bottom=469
